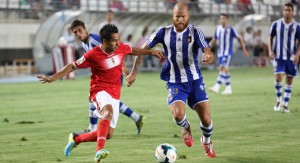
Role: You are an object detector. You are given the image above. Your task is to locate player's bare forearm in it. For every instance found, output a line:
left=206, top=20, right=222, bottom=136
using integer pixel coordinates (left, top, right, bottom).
left=237, top=37, right=249, bottom=56
left=37, top=63, right=76, bottom=83
left=209, top=38, right=216, bottom=48
left=268, top=36, right=275, bottom=59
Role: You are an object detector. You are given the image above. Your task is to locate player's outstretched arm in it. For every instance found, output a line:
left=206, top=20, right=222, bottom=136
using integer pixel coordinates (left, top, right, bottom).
left=237, top=37, right=249, bottom=57
left=129, top=48, right=164, bottom=59
left=126, top=43, right=158, bottom=87
left=209, top=38, right=216, bottom=48
left=37, top=63, right=76, bottom=83
left=201, top=47, right=214, bottom=64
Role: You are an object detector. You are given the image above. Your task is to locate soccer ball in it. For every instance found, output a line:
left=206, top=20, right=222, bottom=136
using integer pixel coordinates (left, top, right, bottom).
left=155, top=143, right=177, bottom=163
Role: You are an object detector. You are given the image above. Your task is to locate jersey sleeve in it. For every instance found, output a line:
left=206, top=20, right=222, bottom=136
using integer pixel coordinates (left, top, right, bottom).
left=270, top=21, right=277, bottom=37
left=231, top=27, right=239, bottom=38
left=147, top=27, right=164, bottom=48
left=194, top=28, right=209, bottom=51
left=296, top=24, right=300, bottom=41
left=73, top=51, right=92, bottom=68
left=120, top=42, right=132, bottom=55
left=213, top=28, right=218, bottom=39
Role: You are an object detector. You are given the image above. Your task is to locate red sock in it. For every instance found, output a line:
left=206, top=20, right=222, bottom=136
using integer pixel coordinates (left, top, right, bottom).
left=96, top=119, right=110, bottom=151
left=74, top=131, right=97, bottom=144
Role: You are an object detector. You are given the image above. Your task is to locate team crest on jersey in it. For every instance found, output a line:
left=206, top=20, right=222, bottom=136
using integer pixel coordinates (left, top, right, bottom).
left=76, top=56, right=85, bottom=65
left=186, top=36, right=192, bottom=43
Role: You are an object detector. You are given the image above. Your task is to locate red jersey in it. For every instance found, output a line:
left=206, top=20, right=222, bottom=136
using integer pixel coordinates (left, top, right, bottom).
left=73, top=43, right=132, bottom=100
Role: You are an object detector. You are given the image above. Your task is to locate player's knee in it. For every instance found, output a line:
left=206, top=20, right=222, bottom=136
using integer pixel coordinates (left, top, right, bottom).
left=102, top=105, right=113, bottom=120
left=173, top=111, right=185, bottom=122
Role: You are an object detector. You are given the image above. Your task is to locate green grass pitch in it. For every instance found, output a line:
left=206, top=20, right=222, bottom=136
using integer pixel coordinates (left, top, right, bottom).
left=0, top=67, right=300, bottom=163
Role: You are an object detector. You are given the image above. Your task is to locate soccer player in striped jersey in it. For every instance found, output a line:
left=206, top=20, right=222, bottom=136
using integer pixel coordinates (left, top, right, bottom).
left=70, top=20, right=145, bottom=134
left=208, top=13, right=249, bottom=95
left=37, top=24, right=164, bottom=162
left=269, top=3, right=300, bottom=113
left=127, top=2, right=216, bottom=158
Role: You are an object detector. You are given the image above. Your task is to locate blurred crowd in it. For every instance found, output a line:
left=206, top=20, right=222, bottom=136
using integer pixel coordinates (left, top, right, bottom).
left=241, top=26, right=268, bottom=67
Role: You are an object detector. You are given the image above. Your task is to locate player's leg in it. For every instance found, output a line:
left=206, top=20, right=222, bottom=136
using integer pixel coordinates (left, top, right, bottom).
left=119, top=101, right=145, bottom=135
left=167, top=83, right=193, bottom=147
left=209, top=56, right=223, bottom=93
left=188, top=79, right=215, bottom=158
left=273, top=60, right=284, bottom=111
left=88, top=101, right=98, bottom=131
left=194, top=101, right=215, bottom=158
left=282, top=61, right=298, bottom=112
left=220, top=56, right=232, bottom=95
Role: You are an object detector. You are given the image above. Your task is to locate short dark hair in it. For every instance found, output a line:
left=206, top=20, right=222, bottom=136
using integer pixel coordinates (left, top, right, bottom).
left=284, top=3, right=294, bottom=11
left=220, top=13, right=229, bottom=18
left=70, top=20, right=85, bottom=30
left=99, top=24, right=118, bottom=42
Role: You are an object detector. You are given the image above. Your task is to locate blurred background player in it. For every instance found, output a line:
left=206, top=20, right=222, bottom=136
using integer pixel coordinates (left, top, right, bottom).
left=208, top=13, right=249, bottom=95
left=70, top=20, right=145, bottom=134
left=127, top=2, right=216, bottom=158
left=37, top=24, right=164, bottom=162
left=269, top=3, right=300, bottom=113
left=98, top=10, right=119, bottom=31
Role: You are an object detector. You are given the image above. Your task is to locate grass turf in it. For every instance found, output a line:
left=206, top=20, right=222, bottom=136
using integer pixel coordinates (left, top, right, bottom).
left=0, top=67, right=299, bottom=163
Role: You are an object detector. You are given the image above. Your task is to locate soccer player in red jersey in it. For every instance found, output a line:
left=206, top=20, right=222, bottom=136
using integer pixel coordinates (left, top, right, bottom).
left=37, top=24, right=164, bottom=162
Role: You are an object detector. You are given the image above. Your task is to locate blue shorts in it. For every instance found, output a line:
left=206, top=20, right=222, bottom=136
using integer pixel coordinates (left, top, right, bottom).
left=218, top=55, right=232, bottom=68
left=166, top=79, right=209, bottom=110
left=274, top=59, right=298, bottom=77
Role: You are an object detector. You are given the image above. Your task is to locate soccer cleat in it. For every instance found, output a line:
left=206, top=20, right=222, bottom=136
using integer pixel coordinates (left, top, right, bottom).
left=273, top=102, right=282, bottom=112
left=209, top=85, right=219, bottom=94
left=135, top=115, right=145, bottom=135
left=94, top=149, right=109, bottom=163
left=221, top=87, right=232, bottom=95
left=282, top=106, right=290, bottom=113
left=201, top=136, right=216, bottom=158
left=64, top=133, right=77, bottom=157
left=181, top=126, right=194, bottom=147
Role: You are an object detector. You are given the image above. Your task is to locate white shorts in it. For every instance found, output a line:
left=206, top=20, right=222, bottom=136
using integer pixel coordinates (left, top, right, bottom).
left=92, top=91, right=120, bottom=128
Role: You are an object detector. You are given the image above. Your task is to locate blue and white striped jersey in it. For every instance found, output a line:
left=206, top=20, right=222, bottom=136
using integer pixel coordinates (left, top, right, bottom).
left=213, top=25, right=239, bottom=57
left=147, top=24, right=209, bottom=83
left=270, top=18, right=300, bottom=61
left=82, top=33, right=101, bottom=52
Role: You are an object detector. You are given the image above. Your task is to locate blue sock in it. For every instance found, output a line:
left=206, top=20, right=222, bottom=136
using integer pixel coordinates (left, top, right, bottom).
left=119, top=101, right=140, bottom=122
left=200, top=121, right=213, bottom=144
left=88, top=103, right=98, bottom=131
left=283, top=84, right=292, bottom=107
left=174, top=114, right=190, bottom=130
left=275, top=81, right=282, bottom=103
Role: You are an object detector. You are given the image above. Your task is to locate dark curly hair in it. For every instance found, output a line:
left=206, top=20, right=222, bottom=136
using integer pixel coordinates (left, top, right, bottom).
left=99, top=24, right=118, bottom=42
left=70, top=19, right=85, bottom=30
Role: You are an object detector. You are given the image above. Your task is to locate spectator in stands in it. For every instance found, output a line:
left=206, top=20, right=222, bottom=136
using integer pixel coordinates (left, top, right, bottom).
left=124, top=34, right=134, bottom=66
left=291, top=0, right=300, bottom=16
left=98, top=10, right=119, bottom=31
left=165, top=0, right=177, bottom=12
left=253, top=29, right=268, bottom=67
left=242, top=26, right=254, bottom=49
left=237, top=0, right=254, bottom=14
left=109, top=0, right=127, bottom=12
left=215, top=0, right=231, bottom=4
left=189, top=0, right=202, bottom=13
left=135, top=27, right=155, bottom=69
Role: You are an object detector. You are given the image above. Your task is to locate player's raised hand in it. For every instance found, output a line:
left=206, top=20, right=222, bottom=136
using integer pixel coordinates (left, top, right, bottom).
left=151, top=50, right=165, bottom=59
left=126, top=73, right=136, bottom=87
left=37, top=75, right=52, bottom=84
